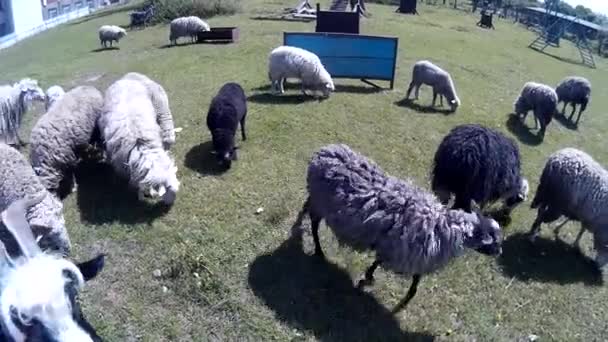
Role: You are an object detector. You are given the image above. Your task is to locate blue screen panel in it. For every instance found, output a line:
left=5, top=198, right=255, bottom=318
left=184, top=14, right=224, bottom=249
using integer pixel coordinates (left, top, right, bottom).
left=321, top=57, right=395, bottom=80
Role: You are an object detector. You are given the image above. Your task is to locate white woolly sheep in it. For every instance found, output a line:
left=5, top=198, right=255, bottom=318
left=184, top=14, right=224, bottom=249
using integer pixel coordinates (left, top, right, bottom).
left=0, top=78, right=46, bottom=146
left=513, top=82, right=558, bottom=138
left=555, top=76, right=591, bottom=126
left=0, top=143, right=69, bottom=255
left=121, top=72, right=175, bottom=150
left=100, top=78, right=179, bottom=205
left=405, top=60, right=461, bottom=112
left=297, top=144, right=502, bottom=313
left=0, top=198, right=106, bottom=342
left=45, top=85, right=65, bottom=111
left=432, top=124, right=529, bottom=215
left=169, top=16, right=210, bottom=45
left=529, top=148, right=608, bottom=268
left=268, top=45, right=335, bottom=98
left=98, top=25, right=127, bottom=48
left=30, top=86, right=104, bottom=199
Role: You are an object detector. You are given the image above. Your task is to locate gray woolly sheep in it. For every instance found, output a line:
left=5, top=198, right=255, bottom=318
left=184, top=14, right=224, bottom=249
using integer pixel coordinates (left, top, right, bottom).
left=100, top=78, right=179, bottom=205
left=513, top=82, right=558, bottom=138
left=555, top=76, right=591, bottom=126
left=30, top=86, right=104, bottom=200
left=45, top=85, right=65, bottom=111
left=206, top=82, right=247, bottom=169
left=98, top=25, right=127, bottom=48
left=0, top=78, right=46, bottom=146
left=0, top=143, right=69, bottom=255
left=268, top=46, right=335, bottom=98
left=529, top=148, right=608, bottom=268
left=297, top=144, right=502, bottom=313
left=169, top=16, right=210, bottom=45
left=121, top=72, right=175, bottom=149
left=405, top=60, right=461, bottom=112
left=431, top=124, right=529, bottom=215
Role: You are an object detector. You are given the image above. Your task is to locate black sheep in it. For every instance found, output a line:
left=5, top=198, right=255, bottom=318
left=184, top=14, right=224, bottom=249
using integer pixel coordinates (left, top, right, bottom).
left=431, top=124, right=529, bottom=214
left=206, top=82, right=247, bottom=168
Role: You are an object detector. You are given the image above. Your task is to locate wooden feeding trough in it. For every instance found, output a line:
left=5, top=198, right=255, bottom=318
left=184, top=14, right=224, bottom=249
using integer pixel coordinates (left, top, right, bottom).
left=477, top=10, right=495, bottom=29
left=315, top=3, right=361, bottom=34
left=197, top=27, right=240, bottom=43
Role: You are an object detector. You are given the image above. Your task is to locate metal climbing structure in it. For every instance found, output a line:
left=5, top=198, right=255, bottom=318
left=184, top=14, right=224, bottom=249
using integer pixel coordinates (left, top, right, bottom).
left=528, top=0, right=596, bottom=68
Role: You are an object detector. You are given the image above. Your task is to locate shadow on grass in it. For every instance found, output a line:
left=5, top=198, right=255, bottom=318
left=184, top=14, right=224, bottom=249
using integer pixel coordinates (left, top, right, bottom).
left=529, top=48, right=587, bottom=67
left=75, top=160, right=170, bottom=225
left=90, top=47, right=120, bottom=53
left=485, top=207, right=513, bottom=227
left=497, top=233, right=603, bottom=286
left=247, top=93, right=319, bottom=105
left=505, top=114, right=543, bottom=146
left=394, top=98, right=453, bottom=115
left=248, top=225, right=435, bottom=341
left=334, top=84, right=385, bottom=94
left=184, top=141, right=228, bottom=176
left=554, top=111, right=579, bottom=131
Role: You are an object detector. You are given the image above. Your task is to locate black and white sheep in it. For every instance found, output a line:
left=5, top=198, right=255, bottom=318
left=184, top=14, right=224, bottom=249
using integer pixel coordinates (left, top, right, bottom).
left=405, top=60, right=461, bottom=112
left=0, top=198, right=106, bottom=342
left=513, top=82, right=558, bottom=138
left=268, top=46, right=335, bottom=98
left=169, top=16, right=210, bottom=45
left=0, top=143, right=69, bottom=255
left=431, top=124, right=529, bottom=214
left=98, top=25, right=127, bottom=48
left=297, top=144, right=502, bottom=312
left=555, top=76, right=591, bottom=126
left=30, top=86, right=104, bottom=199
left=0, top=78, right=46, bottom=146
left=100, top=77, right=180, bottom=205
left=206, top=82, right=247, bottom=168
left=528, top=148, right=608, bottom=267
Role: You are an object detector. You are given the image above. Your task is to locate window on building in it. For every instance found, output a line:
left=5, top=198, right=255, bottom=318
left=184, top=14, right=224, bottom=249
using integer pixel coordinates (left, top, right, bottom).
left=62, top=4, right=70, bottom=13
left=88, top=0, right=95, bottom=8
left=75, top=1, right=83, bottom=8
left=48, top=8, right=58, bottom=18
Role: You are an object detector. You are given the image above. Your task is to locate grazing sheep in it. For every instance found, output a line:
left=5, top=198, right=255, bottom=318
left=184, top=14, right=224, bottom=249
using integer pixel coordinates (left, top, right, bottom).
left=121, top=72, right=175, bottom=150
left=45, top=85, right=65, bottom=111
left=169, top=16, right=210, bottom=45
left=555, top=76, right=591, bottom=126
left=0, top=198, right=106, bottom=342
left=513, top=82, right=558, bottom=138
left=30, top=86, right=104, bottom=199
left=431, top=124, right=529, bottom=214
left=0, top=78, right=46, bottom=146
left=405, top=60, right=461, bottom=112
left=206, top=82, right=247, bottom=169
left=100, top=78, right=179, bottom=205
left=0, top=143, right=69, bottom=255
left=98, top=25, right=127, bottom=48
left=298, top=144, right=502, bottom=312
left=268, top=45, right=335, bottom=97
left=528, top=148, right=608, bottom=267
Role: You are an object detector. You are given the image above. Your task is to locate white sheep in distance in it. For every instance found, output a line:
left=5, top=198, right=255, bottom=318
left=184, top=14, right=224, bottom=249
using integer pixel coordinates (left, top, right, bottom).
left=0, top=143, right=69, bottom=255
left=169, top=16, right=210, bottom=45
left=268, top=45, right=335, bottom=98
left=405, top=60, right=461, bottom=112
left=121, top=72, right=175, bottom=149
left=555, top=76, right=591, bottom=127
left=0, top=78, right=46, bottom=146
left=45, top=85, right=65, bottom=111
left=529, top=148, right=608, bottom=268
left=100, top=78, right=179, bottom=205
left=30, top=86, right=104, bottom=199
left=98, top=25, right=127, bottom=48
left=513, top=82, right=558, bottom=138
left=297, top=144, right=502, bottom=313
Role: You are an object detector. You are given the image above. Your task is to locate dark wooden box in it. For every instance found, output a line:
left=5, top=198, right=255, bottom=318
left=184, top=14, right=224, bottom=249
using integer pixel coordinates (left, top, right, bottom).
left=197, top=27, right=239, bottom=43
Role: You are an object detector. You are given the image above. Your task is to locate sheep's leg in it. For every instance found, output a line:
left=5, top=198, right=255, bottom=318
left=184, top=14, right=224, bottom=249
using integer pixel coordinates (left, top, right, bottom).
left=391, top=274, right=421, bottom=314
left=240, top=116, right=247, bottom=141
left=279, top=78, right=285, bottom=94
left=431, top=89, right=438, bottom=107
left=405, top=82, right=415, bottom=100
left=568, top=104, right=576, bottom=121
left=576, top=101, right=587, bottom=126
left=528, top=205, right=561, bottom=241
left=552, top=218, right=570, bottom=239
left=357, top=259, right=381, bottom=288
left=439, top=94, right=444, bottom=107
left=310, top=213, right=324, bottom=257
left=573, top=225, right=586, bottom=247
left=414, top=85, right=420, bottom=100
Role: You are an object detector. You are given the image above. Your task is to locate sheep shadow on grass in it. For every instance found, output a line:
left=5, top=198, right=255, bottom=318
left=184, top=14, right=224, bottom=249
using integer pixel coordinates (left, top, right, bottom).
left=75, top=160, right=171, bottom=225
left=505, top=114, right=543, bottom=146
left=184, top=141, right=229, bottom=176
left=553, top=111, right=579, bottom=131
left=90, top=47, right=120, bottom=53
left=394, top=98, right=453, bottom=115
left=247, top=93, right=320, bottom=105
left=497, top=233, right=603, bottom=286
left=248, top=223, right=435, bottom=342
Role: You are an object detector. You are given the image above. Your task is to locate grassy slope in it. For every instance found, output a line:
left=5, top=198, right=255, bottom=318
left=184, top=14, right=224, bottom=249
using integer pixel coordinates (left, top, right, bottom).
left=1, top=1, right=607, bottom=341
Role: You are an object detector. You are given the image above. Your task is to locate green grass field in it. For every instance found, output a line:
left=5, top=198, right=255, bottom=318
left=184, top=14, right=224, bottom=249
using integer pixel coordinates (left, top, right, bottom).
left=1, top=0, right=607, bottom=340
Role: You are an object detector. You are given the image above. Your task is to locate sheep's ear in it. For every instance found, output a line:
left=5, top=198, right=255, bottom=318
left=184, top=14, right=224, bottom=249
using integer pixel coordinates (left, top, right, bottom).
left=1, top=196, right=44, bottom=259
left=148, top=187, right=158, bottom=197
left=157, top=186, right=166, bottom=197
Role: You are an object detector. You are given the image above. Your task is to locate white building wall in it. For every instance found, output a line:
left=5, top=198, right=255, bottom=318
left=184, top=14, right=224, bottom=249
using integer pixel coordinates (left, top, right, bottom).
left=11, top=0, right=44, bottom=36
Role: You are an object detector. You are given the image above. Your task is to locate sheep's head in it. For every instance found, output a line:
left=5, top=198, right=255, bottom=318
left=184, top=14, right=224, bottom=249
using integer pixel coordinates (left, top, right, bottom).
left=17, top=79, right=46, bottom=103
left=449, top=98, right=460, bottom=112
left=45, top=85, right=65, bottom=111
left=118, top=28, right=127, bottom=38
left=0, top=198, right=106, bottom=342
left=131, top=145, right=179, bottom=205
left=504, top=178, right=529, bottom=208
left=463, top=202, right=502, bottom=256
left=211, top=130, right=238, bottom=169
